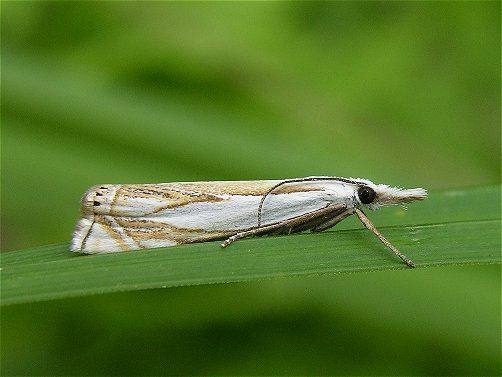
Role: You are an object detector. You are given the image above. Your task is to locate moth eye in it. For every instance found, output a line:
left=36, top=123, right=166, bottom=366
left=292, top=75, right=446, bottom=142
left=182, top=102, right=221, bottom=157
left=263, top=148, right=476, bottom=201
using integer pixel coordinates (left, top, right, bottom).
left=358, top=186, right=376, bottom=204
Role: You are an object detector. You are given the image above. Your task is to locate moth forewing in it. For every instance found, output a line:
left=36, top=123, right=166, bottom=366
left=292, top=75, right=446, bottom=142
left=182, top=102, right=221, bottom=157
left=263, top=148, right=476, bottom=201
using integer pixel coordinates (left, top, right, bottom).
left=71, top=177, right=427, bottom=268
left=71, top=180, right=344, bottom=253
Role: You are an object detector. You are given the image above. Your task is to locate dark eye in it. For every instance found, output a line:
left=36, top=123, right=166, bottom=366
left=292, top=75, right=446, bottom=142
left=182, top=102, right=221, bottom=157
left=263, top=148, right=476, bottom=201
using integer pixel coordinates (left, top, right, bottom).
left=358, top=186, right=376, bottom=204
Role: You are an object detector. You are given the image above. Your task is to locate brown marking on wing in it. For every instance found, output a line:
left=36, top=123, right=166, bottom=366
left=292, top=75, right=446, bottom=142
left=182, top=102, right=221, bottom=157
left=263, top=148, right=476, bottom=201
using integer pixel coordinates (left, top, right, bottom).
left=80, top=186, right=99, bottom=217
left=94, top=215, right=132, bottom=250
left=108, top=185, right=122, bottom=216
left=113, top=220, right=146, bottom=249
left=80, top=220, right=95, bottom=251
left=114, top=185, right=225, bottom=213
left=80, top=181, right=324, bottom=219
left=149, top=191, right=225, bottom=213
left=80, top=184, right=121, bottom=217
left=273, top=184, right=322, bottom=194
left=115, top=217, right=234, bottom=245
left=144, top=181, right=323, bottom=196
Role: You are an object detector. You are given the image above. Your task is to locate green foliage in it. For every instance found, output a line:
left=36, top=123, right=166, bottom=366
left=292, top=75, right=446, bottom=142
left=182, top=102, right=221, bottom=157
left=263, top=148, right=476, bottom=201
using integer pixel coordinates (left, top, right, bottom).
left=2, top=2, right=500, bottom=253
left=1, top=2, right=500, bottom=376
left=1, top=266, right=500, bottom=375
left=1, top=186, right=500, bottom=306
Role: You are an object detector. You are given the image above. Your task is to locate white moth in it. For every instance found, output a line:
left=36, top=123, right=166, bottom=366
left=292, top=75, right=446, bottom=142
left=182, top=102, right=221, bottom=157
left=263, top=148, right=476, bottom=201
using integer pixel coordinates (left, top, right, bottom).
left=71, top=176, right=427, bottom=268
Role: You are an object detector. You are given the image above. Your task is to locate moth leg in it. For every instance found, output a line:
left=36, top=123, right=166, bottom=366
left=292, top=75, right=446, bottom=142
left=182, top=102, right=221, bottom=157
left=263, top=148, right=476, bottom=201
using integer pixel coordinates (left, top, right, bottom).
left=311, top=208, right=355, bottom=232
left=354, top=208, right=416, bottom=268
left=221, top=204, right=344, bottom=248
left=221, top=222, right=290, bottom=247
left=277, top=203, right=348, bottom=234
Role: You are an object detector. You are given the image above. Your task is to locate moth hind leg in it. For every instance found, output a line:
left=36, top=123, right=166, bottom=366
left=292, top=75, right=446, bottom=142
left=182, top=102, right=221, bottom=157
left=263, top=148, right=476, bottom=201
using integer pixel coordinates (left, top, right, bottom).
left=221, top=222, right=289, bottom=248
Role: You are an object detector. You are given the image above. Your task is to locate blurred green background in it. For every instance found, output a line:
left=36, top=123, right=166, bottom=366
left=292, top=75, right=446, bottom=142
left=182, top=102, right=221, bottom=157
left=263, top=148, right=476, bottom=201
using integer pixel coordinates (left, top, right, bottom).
left=1, top=1, right=500, bottom=375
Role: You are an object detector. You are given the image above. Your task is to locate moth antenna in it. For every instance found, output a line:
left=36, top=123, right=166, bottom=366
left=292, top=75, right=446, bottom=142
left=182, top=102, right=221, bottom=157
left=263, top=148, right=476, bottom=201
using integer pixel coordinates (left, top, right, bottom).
left=257, top=176, right=361, bottom=226
left=258, top=178, right=307, bottom=226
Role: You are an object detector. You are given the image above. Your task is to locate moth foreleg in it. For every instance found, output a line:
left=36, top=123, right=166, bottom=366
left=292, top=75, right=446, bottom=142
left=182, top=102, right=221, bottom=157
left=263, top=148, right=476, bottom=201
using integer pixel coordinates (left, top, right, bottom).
left=354, top=208, right=416, bottom=268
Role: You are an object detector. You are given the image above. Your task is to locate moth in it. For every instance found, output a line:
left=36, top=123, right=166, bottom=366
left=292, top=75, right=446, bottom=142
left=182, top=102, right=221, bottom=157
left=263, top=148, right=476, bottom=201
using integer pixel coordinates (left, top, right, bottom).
left=71, top=176, right=427, bottom=267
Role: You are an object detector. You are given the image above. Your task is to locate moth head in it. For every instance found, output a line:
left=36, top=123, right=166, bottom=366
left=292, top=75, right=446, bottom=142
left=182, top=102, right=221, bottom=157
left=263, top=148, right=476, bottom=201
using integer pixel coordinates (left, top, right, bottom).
left=353, top=179, right=427, bottom=210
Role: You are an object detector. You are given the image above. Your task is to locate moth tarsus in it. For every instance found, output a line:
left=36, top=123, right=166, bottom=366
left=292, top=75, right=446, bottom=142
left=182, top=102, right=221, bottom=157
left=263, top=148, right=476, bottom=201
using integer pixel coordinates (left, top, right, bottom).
left=71, top=177, right=427, bottom=268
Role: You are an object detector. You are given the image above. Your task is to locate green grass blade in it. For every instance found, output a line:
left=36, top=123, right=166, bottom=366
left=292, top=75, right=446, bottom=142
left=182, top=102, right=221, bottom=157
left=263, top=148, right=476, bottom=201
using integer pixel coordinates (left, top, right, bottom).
left=1, top=185, right=500, bottom=306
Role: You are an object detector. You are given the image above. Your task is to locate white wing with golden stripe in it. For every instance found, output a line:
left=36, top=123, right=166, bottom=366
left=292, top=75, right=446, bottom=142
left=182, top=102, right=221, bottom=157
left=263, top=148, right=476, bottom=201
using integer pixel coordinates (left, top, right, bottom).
left=71, top=180, right=357, bottom=253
